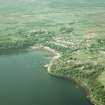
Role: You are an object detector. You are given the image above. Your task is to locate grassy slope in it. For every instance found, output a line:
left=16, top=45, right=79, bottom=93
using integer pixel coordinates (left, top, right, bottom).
left=0, top=0, right=105, bottom=105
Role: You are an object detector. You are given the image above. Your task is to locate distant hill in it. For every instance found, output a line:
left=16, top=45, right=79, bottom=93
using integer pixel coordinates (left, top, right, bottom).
left=0, top=0, right=105, bottom=14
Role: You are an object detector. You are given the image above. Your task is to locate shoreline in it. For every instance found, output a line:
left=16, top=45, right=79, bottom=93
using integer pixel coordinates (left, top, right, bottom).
left=30, top=45, right=59, bottom=55
left=48, top=72, right=94, bottom=105
left=31, top=45, right=95, bottom=105
left=30, top=45, right=61, bottom=72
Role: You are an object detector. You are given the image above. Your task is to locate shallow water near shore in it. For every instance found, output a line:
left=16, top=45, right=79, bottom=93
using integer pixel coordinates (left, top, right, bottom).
left=0, top=49, right=93, bottom=105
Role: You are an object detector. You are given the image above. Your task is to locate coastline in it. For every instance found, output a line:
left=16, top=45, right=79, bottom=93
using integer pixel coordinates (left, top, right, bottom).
left=30, top=45, right=61, bottom=70
left=30, top=45, right=59, bottom=55
left=30, top=44, right=61, bottom=69
left=48, top=72, right=94, bottom=105
left=45, top=47, right=95, bottom=105
left=31, top=45, right=95, bottom=105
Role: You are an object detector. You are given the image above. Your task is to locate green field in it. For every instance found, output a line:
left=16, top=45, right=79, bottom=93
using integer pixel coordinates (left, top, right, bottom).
left=0, top=0, right=105, bottom=105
